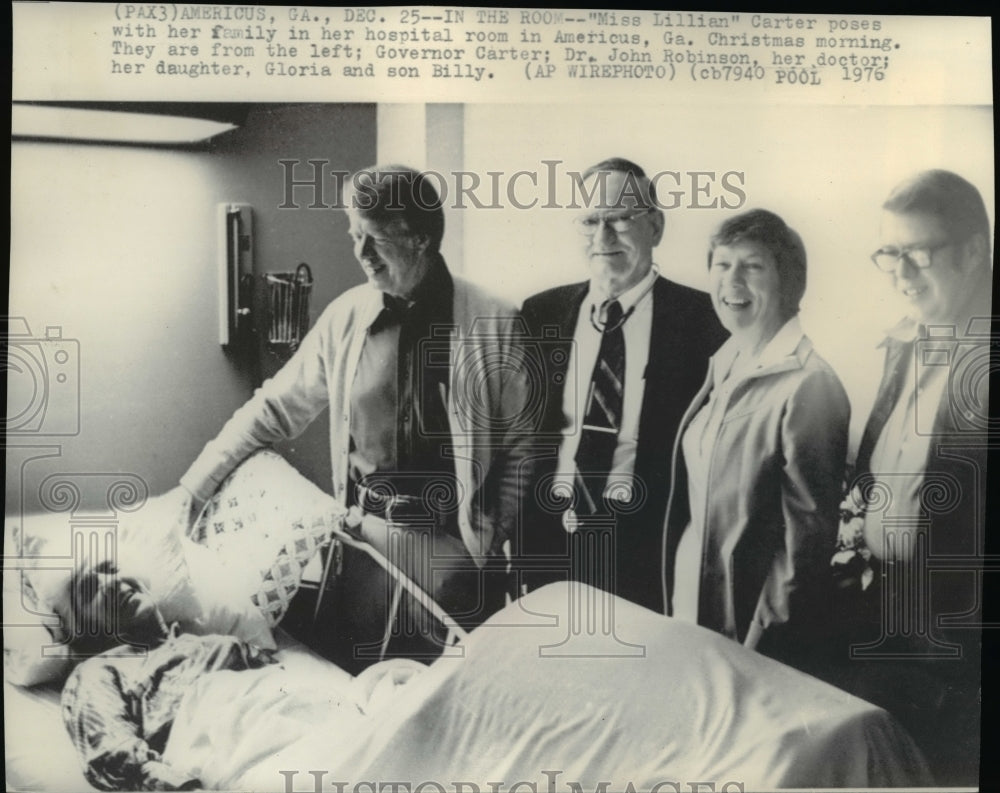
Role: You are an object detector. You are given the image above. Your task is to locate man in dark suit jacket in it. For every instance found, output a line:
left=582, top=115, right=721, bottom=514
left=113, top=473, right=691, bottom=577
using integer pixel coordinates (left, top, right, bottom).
left=519, top=158, right=727, bottom=613
left=839, top=169, right=993, bottom=786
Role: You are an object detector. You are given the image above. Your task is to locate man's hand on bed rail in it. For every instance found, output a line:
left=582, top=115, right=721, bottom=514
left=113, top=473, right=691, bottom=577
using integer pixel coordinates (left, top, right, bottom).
left=339, top=506, right=387, bottom=544
left=342, top=505, right=365, bottom=539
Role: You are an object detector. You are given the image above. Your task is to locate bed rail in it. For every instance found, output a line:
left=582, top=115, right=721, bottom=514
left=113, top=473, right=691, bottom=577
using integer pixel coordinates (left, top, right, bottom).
left=316, top=524, right=470, bottom=659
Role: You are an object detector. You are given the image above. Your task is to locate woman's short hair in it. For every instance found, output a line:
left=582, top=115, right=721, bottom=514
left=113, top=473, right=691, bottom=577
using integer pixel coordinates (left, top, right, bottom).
left=882, top=169, right=991, bottom=249
left=709, top=209, right=807, bottom=318
left=343, top=164, right=445, bottom=252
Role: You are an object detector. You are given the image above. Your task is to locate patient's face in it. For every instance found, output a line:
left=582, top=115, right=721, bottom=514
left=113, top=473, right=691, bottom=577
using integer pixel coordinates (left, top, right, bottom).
left=69, top=560, right=165, bottom=649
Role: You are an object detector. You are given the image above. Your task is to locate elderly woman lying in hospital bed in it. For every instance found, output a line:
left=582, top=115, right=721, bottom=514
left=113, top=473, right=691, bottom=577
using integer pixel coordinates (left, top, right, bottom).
left=55, top=552, right=428, bottom=792
left=53, top=557, right=933, bottom=792
left=23, top=448, right=930, bottom=792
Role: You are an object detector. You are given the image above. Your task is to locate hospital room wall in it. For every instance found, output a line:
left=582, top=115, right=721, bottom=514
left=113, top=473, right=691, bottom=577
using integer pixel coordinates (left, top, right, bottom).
left=12, top=102, right=991, bottom=516
left=7, top=104, right=376, bottom=516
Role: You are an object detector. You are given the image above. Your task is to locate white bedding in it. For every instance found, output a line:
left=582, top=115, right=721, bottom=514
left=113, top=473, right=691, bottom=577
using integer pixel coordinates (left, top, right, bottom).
left=163, top=583, right=932, bottom=791
left=4, top=676, right=94, bottom=792
left=163, top=655, right=427, bottom=791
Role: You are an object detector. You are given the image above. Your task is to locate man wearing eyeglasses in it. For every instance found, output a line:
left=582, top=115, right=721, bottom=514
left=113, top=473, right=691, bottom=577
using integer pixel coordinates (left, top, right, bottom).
left=519, top=158, right=727, bottom=612
left=836, top=169, right=992, bottom=785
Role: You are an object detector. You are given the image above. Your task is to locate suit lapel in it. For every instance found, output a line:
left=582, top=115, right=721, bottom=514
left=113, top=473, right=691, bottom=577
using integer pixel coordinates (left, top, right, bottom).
left=545, top=284, right=588, bottom=421
left=637, top=277, right=674, bottom=451
left=855, top=337, right=914, bottom=476
left=561, top=284, right=587, bottom=337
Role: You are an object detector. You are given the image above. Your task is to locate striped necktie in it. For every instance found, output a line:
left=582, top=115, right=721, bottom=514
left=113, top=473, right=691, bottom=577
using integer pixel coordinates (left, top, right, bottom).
left=574, top=299, right=625, bottom=515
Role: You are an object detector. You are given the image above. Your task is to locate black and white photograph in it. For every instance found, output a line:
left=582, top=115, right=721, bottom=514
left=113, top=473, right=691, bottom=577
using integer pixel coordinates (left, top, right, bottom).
left=6, top=5, right=996, bottom=792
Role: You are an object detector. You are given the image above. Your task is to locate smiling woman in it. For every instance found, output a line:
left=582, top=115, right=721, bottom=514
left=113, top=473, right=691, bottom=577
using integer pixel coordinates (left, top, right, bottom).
left=663, top=209, right=850, bottom=674
left=710, top=241, right=786, bottom=354
left=707, top=209, right=806, bottom=359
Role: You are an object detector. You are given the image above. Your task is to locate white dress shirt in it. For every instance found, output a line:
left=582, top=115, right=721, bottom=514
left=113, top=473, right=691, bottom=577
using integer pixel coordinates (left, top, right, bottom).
left=554, top=267, right=657, bottom=503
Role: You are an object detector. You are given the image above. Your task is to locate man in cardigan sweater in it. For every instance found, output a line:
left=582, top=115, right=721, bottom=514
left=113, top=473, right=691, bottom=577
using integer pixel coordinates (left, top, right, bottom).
left=181, top=165, right=535, bottom=629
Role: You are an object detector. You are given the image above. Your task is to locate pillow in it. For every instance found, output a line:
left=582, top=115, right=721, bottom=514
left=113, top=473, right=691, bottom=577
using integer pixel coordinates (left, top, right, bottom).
left=188, top=450, right=347, bottom=625
left=3, top=624, right=74, bottom=686
left=3, top=567, right=74, bottom=686
left=178, top=538, right=277, bottom=649
left=6, top=490, right=191, bottom=631
left=4, top=487, right=278, bottom=687
left=3, top=518, right=83, bottom=686
left=4, top=450, right=345, bottom=687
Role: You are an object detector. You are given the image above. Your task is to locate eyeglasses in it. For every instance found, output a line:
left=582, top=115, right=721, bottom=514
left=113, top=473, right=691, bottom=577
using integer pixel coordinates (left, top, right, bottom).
left=574, top=208, right=653, bottom=236
left=870, top=240, right=954, bottom=272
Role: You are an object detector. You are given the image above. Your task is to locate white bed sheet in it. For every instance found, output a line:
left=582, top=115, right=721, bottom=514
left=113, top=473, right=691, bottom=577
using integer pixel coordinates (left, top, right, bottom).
left=248, top=583, right=933, bottom=791
left=163, top=652, right=429, bottom=790
left=4, top=675, right=94, bottom=792
left=38, top=584, right=935, bottom=791
left=162, top=648, right=365, bottom=790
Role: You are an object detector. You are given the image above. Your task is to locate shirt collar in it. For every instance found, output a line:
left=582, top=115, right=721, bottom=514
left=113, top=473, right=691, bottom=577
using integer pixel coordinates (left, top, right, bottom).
left=879, top=273, right=993, bottom=346
left=754, top=314, right=805, bottom=369
left=712, top=315, right=805, bottom=383
left=405, top=254, right=452, bottom=307
left=368, top=255, right=453, bottom=331
left=586, top=266, right=658, bottom=315
left=880, top=315, right=921, bottom=347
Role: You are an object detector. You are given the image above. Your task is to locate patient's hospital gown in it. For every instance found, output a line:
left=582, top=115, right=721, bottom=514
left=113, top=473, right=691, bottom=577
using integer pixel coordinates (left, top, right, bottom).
left=61, top=630, right=275, bottom=791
